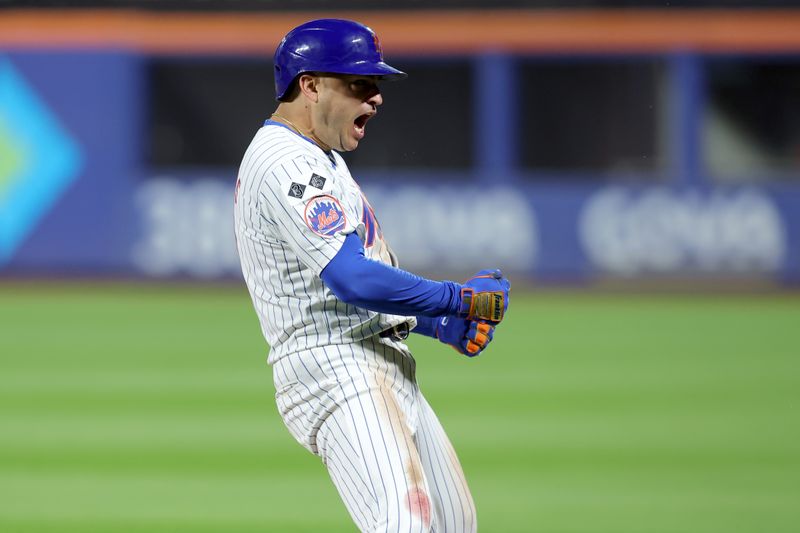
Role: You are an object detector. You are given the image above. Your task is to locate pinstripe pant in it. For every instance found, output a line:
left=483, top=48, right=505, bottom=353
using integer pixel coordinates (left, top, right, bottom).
left=273, top=337, right=477, bottom=532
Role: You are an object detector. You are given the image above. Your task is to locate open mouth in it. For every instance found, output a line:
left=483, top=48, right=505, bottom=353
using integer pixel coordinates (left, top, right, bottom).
left=353, top=113, right=373, bottom=138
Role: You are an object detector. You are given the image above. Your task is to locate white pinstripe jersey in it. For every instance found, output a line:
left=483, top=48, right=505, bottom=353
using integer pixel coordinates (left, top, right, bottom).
left=234, top=122, right=415, bottom=364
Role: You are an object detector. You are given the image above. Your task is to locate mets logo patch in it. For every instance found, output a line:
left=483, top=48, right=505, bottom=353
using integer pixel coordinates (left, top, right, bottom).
left=304, top=195, right=346, bottom=237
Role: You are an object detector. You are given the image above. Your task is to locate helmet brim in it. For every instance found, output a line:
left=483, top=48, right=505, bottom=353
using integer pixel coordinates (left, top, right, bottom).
left=332, top=61, right=407, bottom=81
left=363, top=62, right=407, bottom=80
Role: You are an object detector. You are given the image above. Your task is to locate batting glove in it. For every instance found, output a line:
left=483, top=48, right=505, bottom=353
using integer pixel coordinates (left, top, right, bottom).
left=436, top=316, right=495, bottom=357
left=458, top=269, right=510, bottom=323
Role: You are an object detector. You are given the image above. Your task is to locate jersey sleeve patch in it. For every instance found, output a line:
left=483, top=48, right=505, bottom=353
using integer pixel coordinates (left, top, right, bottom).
left=309, top=173, right=327, bottom=189
left=288, top=182, right=306, bottom=198
left=304, top=194, right=347, bottom=237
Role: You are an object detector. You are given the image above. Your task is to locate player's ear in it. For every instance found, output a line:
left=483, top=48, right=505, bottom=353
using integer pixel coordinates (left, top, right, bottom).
left=297, top=74, right=320, bottom=103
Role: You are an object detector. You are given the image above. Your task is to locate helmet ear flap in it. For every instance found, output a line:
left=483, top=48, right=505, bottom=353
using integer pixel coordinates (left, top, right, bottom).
left=278, top=80, right=300, bottom=102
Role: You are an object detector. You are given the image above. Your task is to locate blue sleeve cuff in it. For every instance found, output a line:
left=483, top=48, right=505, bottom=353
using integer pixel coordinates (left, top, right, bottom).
left=320, top=232, right=461, bottom=317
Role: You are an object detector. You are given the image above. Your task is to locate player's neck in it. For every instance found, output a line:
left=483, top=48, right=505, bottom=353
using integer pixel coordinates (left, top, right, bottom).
left=271, top=107, right=331, bottom=153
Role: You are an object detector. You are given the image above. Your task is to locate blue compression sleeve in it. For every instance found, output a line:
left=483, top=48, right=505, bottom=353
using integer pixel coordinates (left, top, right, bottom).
left=320, top=232, right=461, bottom=318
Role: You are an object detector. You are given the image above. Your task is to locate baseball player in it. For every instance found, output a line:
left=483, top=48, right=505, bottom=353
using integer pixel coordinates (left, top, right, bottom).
left=233, top=19, right=510, bottom=532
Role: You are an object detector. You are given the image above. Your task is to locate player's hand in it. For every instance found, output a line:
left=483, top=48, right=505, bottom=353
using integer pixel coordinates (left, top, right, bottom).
left=435, top=316, right=495, bottom=357
left=458, top=269, right=510, bottom=324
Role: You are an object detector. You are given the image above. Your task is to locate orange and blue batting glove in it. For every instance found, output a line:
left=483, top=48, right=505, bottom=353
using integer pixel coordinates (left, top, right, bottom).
left=458, top=269, right=510, bottom=324
left=412, top=316, right=495, bottom=357
left=438, top=317, right=495, bottom=357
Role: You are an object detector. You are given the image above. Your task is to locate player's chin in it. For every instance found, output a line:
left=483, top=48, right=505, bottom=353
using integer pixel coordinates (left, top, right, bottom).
left=340, top=133, right=362, bottom=152
left=339, top=140, right=360, bottom=152
left=350, top=124, right=367, bottom=145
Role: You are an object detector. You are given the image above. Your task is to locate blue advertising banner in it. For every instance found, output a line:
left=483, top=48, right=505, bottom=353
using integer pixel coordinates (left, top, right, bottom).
left=1, top=52, right=143, bottom=274
left=1, top=51, right=798, bottom=284
left=56, top=173, right=800, bottom=283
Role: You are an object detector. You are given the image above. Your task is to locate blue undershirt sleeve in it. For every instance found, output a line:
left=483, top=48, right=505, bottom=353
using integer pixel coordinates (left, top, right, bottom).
left=320, top=232, right=462, bottom=318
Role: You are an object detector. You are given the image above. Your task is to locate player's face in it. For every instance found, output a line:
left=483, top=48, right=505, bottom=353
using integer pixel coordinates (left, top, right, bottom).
left=312, top=75, right=383, bottom=152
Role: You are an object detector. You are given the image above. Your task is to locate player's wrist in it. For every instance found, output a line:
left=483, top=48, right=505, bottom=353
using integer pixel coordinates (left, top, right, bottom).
left=441, top=280, right=466, bottom=317
left=412, top=315, right=438, bottom=338
left=457, top=287, right=474, bottom=318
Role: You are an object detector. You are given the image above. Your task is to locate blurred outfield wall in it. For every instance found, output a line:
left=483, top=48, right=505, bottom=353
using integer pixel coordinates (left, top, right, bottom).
left=1, top=9, right=800, bottom=283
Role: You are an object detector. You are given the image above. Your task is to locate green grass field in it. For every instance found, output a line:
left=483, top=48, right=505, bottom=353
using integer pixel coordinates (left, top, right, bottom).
left=1, top=284, right=798, bottom=532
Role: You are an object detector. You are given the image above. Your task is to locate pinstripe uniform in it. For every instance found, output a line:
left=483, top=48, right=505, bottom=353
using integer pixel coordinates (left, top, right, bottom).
left=234, top=122, right=476, bottom=532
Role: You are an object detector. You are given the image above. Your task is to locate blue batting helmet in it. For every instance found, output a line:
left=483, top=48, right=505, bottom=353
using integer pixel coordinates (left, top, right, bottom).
left=273, top=19, right=407, bottom=101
